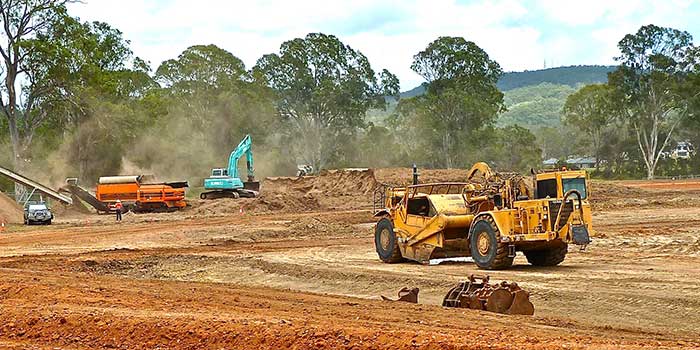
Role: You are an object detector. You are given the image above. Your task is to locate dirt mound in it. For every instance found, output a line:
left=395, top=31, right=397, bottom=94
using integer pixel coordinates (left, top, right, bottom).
left=591, top=181, right=649, bottom=199
left=590, top=181, right=700, bottom=210
left=51, top=194, right=93, bottom=218
left=264, top=169, right=378, bottom=196
left=374, top=168, right=470, bottom=186
left=248, top=193, right=321, bottom=213
left=186, top=198, right=245, bottom=216
left=591, top=180, right=700, bottom=210
left=262, top=169, right=378, bottom=211
left=66, top=194, right=93, bottom=214
left=187, top=193, right=321, bottom=216
left=0, top=191, right=23, bottom=224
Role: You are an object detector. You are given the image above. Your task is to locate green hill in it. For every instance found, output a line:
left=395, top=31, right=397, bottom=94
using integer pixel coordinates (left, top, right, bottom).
left=390, top=65, right=616, bottom=128
left=399, top=83, right=428, bottom=99
left=497, top=65, right=615, bottom=91
left=497, top=83, right=578, bottom=128
left=398, top=65, right=615, bottom=99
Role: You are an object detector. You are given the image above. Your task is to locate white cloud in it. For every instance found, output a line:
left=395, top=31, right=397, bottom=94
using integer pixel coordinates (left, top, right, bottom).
left=535, top=0, right=632, bottom=26
left=68, top=0, right=700, bottom=90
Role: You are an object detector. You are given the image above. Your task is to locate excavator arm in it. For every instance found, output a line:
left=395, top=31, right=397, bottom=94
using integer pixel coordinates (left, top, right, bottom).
left=245, top=146, right=255, bottom=182
left=227, top=134, right=255, bottom=181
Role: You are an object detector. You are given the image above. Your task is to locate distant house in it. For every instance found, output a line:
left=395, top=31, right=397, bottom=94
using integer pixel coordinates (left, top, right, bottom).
left=566, top=157, right=596, bottom=169
left=542, top=158, right=559, bottom=168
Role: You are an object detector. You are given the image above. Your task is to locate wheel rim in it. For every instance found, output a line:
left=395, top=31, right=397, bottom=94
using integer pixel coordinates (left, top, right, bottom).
left=380, top=228, right=392, bottom=251
left=477, top=232, right=490, bottom=256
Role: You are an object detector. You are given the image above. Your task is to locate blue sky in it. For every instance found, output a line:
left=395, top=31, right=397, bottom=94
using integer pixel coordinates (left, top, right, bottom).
left=68, top=0, right=700, bottom=90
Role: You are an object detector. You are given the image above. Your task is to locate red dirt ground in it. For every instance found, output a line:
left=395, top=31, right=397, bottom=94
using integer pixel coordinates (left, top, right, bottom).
left=0, top=170, right=698, bottom=349
left=617, top=179, right=700, bottom=190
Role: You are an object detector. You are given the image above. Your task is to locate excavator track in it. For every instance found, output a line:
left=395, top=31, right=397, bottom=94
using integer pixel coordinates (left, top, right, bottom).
left=200, top=189, right=258, bottom=200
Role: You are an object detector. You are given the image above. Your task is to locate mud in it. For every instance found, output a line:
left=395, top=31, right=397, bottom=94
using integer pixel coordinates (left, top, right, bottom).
left=0, top=171, right=698, bottom=349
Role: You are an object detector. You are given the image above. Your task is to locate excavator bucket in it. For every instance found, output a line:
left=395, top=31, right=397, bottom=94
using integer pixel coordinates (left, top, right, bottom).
left=244, top=181, right=260, bottom=192
left=442, top=275, right=534, bottom=315
left=381, top=287, right=419, bottom=303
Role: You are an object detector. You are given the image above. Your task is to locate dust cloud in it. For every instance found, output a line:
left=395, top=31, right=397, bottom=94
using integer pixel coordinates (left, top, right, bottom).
left=31, top=93, right=296, bottom=190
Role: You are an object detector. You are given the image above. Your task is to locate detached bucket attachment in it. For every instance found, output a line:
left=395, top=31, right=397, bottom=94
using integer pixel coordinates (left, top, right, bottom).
left=442, top=275, right=534, bottom=315
left=381, top=287, right=419, bottom=303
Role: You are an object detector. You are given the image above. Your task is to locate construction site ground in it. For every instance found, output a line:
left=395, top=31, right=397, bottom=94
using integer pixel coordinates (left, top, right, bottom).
left=0, top=169, right=698, bottom=349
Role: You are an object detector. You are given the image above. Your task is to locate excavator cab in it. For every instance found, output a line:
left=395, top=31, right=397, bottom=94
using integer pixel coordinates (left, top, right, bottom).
left=211, top=168, right=227, bottom=177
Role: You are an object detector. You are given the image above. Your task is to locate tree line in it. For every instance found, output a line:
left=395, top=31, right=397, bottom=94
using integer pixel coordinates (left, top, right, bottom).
left=1, top=1, right=698, bottom=184
left=563, top=25, right=700, bottom=179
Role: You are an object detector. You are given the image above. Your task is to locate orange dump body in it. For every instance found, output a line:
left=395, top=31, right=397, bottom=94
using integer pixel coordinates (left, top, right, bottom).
left=96, top=182, right=186, bottom=211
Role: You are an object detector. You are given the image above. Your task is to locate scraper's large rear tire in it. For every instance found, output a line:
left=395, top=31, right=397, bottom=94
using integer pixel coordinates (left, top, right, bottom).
left=469, top=216, right=513, bottom=270
left=375, top=218, right=404, bottom=263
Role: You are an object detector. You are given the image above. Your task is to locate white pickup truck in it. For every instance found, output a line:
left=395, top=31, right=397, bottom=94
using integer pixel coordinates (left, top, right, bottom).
left=24, top=202, right=53, bottom=225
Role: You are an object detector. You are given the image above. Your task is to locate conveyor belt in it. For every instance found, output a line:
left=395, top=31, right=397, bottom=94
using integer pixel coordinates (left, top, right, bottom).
left=0, top=166, right=72, bottom=205
left=61, top=183, right=109, bottom=212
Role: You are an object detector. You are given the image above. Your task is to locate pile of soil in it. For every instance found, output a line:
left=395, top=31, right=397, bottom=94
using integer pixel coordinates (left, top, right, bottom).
left=187, top=198, right=249, bottom=216
left=590, top=181, right=649, bottom=199
left=187, top=167, right=498, bottom=215
left=264, top=169, right=378, bottom=196
left=187, top=171, right=700, bottom=214
left=51, top=194, right=93, bottom=217
left=262, top=169, right=380, bottom=211
left=374, top=168, right=470, bottom=186
left=186, top=193, right=321, bottom=216
left=249, top=193, right=321, bottom=212
left=0, top=191, right=23, bottom=224
left=589, top=180, right=700, bottom=210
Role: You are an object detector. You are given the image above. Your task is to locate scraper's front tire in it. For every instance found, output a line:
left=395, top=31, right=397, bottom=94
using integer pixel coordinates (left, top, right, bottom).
left=524, top=242, right=567, bottom=266
left=469, top=216, right=513, bottom=270
left=375, top=218, right=404, bottom=263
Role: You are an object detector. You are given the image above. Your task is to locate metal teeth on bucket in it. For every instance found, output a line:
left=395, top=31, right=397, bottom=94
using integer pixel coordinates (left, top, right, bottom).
left=442, top=274, right=534, bottom=315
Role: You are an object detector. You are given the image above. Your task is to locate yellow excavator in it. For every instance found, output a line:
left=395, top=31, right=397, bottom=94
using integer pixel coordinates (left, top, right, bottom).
left=373, top=163, right=592, bottom=269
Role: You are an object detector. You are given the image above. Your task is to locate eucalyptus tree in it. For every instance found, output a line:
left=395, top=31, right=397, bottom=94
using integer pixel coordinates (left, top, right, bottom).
left=253, top=33, right=399, bottom=171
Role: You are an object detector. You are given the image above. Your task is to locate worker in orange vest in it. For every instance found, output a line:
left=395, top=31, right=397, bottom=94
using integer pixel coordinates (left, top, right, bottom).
left=115, top=199, right=123, bottom=222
